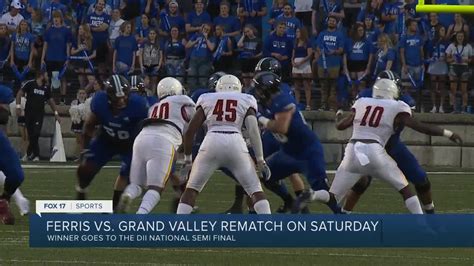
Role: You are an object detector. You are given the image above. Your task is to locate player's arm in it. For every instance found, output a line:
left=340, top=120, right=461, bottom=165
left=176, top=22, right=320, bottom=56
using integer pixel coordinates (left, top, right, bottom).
left=183, top=106, right=206, bottom=161
left=244, top=108, right=263, bottom=162
left=82, top=112, right=99, bottom=149
left=258, top=105, right=295, bottom=135
left=395, top=113, right=462, bottom=144
left=335, top=110, right=355, bottom=130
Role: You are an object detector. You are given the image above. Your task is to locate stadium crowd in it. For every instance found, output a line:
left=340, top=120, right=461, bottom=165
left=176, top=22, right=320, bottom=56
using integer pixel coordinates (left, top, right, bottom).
left=0, top=0, right=473, bottom=113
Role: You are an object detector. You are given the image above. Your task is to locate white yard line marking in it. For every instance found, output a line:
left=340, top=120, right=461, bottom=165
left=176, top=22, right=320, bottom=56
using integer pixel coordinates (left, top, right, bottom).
left=20, top=164, right=474, bottom=175
left=0, top=259, right=158, bottom=265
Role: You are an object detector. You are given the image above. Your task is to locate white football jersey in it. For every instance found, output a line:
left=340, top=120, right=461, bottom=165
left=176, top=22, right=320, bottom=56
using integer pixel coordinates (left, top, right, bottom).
left=350, top=97, right=412, bottom=146
left=142, top=95, right=196, bottom=147
left=197, top=92, right=258, bottom=133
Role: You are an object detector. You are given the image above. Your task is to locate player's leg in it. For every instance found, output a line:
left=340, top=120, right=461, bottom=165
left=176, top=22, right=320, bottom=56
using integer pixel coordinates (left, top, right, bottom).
left=136, top=141, right=175, bottom=214
left=220, top=167, right=246, bottom=214
left=76, top=138, right=113, bottom=200
left=289, top=174, right=311, bottom=214
left=117, top=135, right=149, bottom=213
left=266, top=151, right=300, bottom=212
left=388, top=142, right=434, bottom=213
left=228, top=153, right=271, bottom=214
left=369, top=144, right=422, bottom=214
left=113, top=151, right=135, bottom=211
left=0, top=131, right=26, bottom=224
left=0, top=171, right=29, bottom=216
left=177, top=149, right=219, bottom=214
left=343, top=175, right=373, bottom=213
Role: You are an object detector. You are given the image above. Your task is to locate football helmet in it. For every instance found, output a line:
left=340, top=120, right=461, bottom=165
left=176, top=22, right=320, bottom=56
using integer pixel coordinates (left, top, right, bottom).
left=215, top=75, right=242, bottom=93
left=156, top=77, right=183, bottom=98
left=373, top=70, right=401, bottom=100
left=104, top=74, right=130, bottom=109
left=255, top=57, right=282, bottom=77
left=252, top=71, right=281, bottom=105
left=207, top=71, right=226, bottom=91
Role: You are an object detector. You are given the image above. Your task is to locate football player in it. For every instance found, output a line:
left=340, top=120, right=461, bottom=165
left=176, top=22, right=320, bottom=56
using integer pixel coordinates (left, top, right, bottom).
left=118, top=77, right=195, bottom=214
left=295, top=71, right=462, bottom=213
left=253, top=71, right=342, bottom=214
left=75, top=75, right=149, bottom=211
left=344, top=71, right=437, bottom=214
left=178, top=75, right=272, bottom=214
left=0, top=83, right=28, bottom=224
left=129, top=75, right=159, bottom=106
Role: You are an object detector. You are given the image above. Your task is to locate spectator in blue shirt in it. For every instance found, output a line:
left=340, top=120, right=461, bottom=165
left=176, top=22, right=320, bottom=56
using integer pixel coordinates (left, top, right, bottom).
left=263, top=20, right=293, bottom=83
left=276, top=3, right=301, bottom=39
left=70, top=24, right=97, bottom=89
left=0, top=23, right=10, bottom=77
left=313, top=15, right=344, bottom=111
left=73, top=0, right=90, bottom=27
left=213, top=1, right=241, bottom=39
left=185, top=0, right=211, bottom=36
left=9, top=20, right=35, bottom=84
left=381, top=0, right=398, bottom=36
left=40, top=10, right=72, bottom=104
left=159, top=0, right=186, bottom=38
left=185, top=23, right=215, bottom=90
left=400, top=18, right=425, bottom=94
left=41, top=0, right=67, bottom=24
left=237, top=0, right=267, bottom=35
left=292, top=27, right=313, bottom=110
left=87, top=0, right=110, bottom=77
left=268, top=0, right=286, bottom=29
left=343, top=23, right=373, bottom=99
left=113, top=21, right=138, bottom=75
left=427, top=25, right=449, bottom=113
left=237, top=24, right=262, bottom=89
left=312, top=0, right=344, bottom=36
left=164, top=26, right=187, bottom=83
left=136, top=14, right=151, bottom=45
left=213, top=24, right=233, bottom=73
left=364, top=14, right=380, bottom=48
left=372, top=33, right=396, bottom=78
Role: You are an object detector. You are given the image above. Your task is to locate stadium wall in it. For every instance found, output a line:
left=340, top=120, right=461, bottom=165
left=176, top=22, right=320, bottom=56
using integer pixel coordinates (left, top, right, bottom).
left=5, top=107, right=474, bottom=168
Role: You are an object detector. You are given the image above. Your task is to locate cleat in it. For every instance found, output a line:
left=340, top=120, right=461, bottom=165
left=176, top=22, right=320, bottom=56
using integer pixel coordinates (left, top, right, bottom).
left=15, top=197, right=30, bottom=216
left=248, top=210, right=257, bottom=214
left=275, top=200, right=293, bottom=213
left=301, top=206, right=311, bottom=214
left=116, top=193, right=132, bottom=213
left=0, top=199, right=15, bottom=225
left=291, top=189, right=313, bottom=214
left=76, top=192, right=86, bottom=200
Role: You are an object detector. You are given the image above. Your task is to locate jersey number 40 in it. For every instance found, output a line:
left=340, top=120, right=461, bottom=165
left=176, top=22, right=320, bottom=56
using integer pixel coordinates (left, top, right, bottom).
left=213, top=99, right=237, bottom=122
left=360, top=106, right=384, bottom=127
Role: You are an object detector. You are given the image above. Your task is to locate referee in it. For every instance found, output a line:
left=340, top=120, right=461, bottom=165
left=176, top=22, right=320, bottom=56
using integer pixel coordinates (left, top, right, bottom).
left=15, top=73, right=61, bottom=161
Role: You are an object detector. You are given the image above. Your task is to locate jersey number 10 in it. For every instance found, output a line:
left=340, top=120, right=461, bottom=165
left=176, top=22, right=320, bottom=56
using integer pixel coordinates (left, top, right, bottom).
left=213, top=99, right=237, bottom=122
left=360, top=106, right=384, bottom=127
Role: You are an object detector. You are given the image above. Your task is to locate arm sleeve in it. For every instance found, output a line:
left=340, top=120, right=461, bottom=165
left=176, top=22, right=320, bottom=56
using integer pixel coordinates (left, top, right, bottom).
left=244, top=115, right=264, bottom=161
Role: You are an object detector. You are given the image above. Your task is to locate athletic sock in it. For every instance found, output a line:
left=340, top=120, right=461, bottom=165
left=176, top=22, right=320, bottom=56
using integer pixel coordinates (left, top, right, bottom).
left=176, top=203, right=194, bottom=214
left=264, top=181, right=293, bottom=203
left=253, top=199, right=271, bottom=214
left=405, top=196, right=423, bottom=214
left=123, top=184, right=142, bottom=200
left=112, top=190, right=124, bottom=211
left=423, top=202, right=435, bottom=214
left=137, top=190, right=161, bottom=214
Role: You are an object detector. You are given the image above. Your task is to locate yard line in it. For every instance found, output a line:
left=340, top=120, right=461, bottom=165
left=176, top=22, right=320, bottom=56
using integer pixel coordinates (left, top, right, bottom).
left=0, top=259, right=159, bottom=265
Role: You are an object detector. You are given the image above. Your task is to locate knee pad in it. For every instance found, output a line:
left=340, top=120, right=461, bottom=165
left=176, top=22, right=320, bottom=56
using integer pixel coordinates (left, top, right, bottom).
left=414, top=179, right=431, bottom=194
left=351, top=176, right=373, bottom=195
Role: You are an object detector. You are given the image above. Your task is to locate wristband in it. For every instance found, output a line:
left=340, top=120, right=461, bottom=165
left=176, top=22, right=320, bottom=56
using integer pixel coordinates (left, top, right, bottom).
left=443, top=129, right=453, bottom=138
left=16, top=104, right=21, bottom=109
left=54, top=111, right=59, bottom=116
left=184, top=154, right=192, bottom=163
left=258, top=116, right=270, bottom=128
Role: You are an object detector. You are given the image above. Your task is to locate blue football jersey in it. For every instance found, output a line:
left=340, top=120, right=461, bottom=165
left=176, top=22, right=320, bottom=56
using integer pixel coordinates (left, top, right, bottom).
left=0, top=85, right=14, bottom=104
left=190, top=88, right=212, bottom=103
left=91, top=91, right=148, bottom=145
left=267, top=92, right=317, bottom=156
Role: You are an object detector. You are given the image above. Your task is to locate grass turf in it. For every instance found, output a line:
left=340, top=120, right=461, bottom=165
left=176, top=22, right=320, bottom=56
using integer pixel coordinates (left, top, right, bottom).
left=1, top=168, right=474, bottom=265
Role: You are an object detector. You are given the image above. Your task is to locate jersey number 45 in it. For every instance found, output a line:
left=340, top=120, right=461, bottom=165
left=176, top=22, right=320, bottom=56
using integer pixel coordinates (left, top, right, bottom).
left=213, top=99, right=237, bottom=122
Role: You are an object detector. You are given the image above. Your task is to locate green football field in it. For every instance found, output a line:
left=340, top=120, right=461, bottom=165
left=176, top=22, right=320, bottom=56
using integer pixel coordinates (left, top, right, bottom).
left=1, top=167, right=474, bottom=265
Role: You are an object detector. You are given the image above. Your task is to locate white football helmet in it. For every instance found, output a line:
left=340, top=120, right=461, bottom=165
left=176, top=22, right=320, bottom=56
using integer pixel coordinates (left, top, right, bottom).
left=156, top=77, right=183, bottom=98
left=215, top=75, right=242, bottom=93
left=372, top=78, right=399, bottom=100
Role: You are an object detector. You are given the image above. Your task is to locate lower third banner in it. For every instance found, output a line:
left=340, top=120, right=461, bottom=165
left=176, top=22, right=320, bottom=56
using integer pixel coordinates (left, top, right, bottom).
left=29, top=214, right=474, bottom=247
